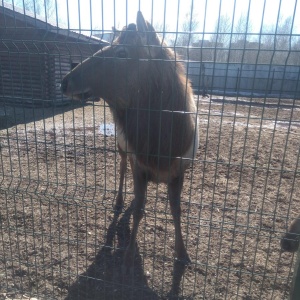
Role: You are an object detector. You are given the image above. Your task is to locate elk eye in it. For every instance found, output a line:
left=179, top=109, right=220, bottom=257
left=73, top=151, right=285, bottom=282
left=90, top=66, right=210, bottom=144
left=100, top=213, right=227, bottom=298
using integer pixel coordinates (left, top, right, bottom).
left=116, top=49, right=128, bottom=58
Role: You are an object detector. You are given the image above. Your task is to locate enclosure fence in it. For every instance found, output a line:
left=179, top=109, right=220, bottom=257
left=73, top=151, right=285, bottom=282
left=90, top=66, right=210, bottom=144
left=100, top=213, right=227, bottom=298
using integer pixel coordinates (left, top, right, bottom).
left=0, top=0, right=300, bottom=299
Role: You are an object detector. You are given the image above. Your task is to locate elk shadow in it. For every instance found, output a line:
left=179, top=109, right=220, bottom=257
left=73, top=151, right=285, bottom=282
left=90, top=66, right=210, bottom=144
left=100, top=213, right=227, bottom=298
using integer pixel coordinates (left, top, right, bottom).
left=65, top=201, right=188, bottom=300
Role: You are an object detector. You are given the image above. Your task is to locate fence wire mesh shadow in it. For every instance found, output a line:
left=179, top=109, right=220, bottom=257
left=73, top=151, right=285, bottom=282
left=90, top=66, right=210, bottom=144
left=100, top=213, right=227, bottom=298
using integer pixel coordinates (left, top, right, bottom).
left=1, top=0, right=300, bottom=300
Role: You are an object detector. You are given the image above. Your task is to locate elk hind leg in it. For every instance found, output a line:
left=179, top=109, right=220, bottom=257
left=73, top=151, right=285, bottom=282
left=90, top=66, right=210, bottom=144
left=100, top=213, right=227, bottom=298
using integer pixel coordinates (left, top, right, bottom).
left=168, top=174, right=190, bottom=264
left=115, top=145, right=127, bottom=210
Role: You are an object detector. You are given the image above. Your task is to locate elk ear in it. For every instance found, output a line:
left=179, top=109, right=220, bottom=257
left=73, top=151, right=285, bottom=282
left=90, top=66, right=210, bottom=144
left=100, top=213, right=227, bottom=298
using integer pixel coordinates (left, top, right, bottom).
left=112, top=26, right=121, bottom=41
left=136, top=11, right=148, bottom=34
left=136, top=11, right=159, bottom=46
left=112, top=26, right=118, bottom=33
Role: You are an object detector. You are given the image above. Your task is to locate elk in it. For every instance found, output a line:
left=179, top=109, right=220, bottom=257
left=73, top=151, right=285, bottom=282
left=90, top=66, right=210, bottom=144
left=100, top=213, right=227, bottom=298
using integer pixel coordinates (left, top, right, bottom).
left=281, top=215, right=300, bottom=252
left=61, top=11, right=199, bottom=271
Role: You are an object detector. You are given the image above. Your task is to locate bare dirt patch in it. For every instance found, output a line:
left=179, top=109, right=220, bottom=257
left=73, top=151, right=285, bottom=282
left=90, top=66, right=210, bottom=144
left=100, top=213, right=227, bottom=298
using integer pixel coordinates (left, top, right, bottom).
left=0, top=96, right=299, bottom=299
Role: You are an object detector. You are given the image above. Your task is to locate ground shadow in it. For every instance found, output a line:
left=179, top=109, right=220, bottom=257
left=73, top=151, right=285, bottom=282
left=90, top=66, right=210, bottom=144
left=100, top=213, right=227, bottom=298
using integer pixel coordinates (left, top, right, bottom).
left=0, top=101, right=90, bottom=130
left=65, top=202, right=155, bottom=300
left=65, top=201, right=189, bottom=300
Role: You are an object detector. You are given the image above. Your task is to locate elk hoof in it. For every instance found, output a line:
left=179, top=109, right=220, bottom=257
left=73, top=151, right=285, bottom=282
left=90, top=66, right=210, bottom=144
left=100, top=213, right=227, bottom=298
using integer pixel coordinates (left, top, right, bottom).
left=174, top=245, right=191, bottom=265
left=114, top=204, right=123, bottom=213
left=281, top=234, right=300, bottom=252
left=175, top=254, right=191, bottom=265
left=114, top=195, right=124, bottom=212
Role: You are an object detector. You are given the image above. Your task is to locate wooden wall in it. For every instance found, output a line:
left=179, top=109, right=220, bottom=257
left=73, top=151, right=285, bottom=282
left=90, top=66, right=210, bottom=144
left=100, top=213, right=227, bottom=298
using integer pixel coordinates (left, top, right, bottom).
left=0, top=9, right=104, bottom=106
left=0, top=41, right=48, bottom=105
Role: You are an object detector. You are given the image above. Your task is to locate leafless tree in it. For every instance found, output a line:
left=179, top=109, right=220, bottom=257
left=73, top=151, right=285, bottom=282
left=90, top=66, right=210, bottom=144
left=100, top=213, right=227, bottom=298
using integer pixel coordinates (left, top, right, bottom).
left=175, top=12, right=199, bottom=47
left=290, top=36, right=300, bottom=65
left=209, top=14, right=231, bottom=62
left=232, top=14, right=252, bottom=44
left=273, top=16, right=293, bottom=64
left=210, top=14, right=231, bottom=47
left=153, top=22, right=174, bottom=46
left=230, top=14, right=255, bottom=63
left=259, top=16, right=295, bottom=65
left=207, top=14, right=299, bottom=65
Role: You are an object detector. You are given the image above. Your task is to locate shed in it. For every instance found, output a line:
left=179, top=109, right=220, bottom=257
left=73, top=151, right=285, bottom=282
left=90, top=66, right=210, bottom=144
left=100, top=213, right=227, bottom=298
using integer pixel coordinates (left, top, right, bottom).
left=0, top=2, right=109, bottom=106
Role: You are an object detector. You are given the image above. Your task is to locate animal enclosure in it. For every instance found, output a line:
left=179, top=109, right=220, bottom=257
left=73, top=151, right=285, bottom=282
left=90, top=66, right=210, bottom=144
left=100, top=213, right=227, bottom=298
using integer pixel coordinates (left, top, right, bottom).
left=1, top=0, right=300, bottom=299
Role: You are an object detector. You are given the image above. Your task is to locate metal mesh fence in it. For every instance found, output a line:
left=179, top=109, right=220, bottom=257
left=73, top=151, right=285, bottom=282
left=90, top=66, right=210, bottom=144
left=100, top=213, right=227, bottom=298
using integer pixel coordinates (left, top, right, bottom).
left=0, top=0, right=300, bottom=299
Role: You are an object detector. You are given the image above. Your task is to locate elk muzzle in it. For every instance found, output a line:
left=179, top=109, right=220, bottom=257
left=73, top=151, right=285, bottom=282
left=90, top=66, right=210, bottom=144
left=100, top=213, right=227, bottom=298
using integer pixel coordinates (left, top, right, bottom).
left=61, top=76, right=92, bottom=100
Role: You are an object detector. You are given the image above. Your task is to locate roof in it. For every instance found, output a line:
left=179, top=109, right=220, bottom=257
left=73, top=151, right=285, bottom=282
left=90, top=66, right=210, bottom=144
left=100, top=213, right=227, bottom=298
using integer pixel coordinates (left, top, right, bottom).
left=0, top=1, right=110, bottom=45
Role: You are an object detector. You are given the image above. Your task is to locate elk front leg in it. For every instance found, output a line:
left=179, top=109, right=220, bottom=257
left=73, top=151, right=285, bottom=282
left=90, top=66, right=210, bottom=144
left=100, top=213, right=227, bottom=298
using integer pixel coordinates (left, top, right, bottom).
left=123, top=167, right=147, bottom=273
left=115, top=145, right=127, bottom=210
left=168, top=174, right=190, bottom=264
left=281, top=215, right=300, bottom=252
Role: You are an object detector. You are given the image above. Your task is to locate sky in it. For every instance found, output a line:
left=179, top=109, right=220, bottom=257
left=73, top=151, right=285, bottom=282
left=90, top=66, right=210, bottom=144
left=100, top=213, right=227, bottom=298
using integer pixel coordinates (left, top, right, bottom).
left=56, top=0, right=300, bottom=34
left=7, top=0, right=300, bottom=36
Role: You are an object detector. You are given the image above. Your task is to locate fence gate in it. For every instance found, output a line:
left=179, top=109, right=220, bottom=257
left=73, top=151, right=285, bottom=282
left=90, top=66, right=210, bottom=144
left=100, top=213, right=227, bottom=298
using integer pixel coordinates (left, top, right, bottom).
left=0, top=0, right=299, bottom=299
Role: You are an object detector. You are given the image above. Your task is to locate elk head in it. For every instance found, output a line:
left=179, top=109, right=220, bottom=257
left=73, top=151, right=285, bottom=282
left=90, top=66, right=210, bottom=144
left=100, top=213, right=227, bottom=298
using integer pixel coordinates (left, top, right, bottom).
left=61, top=11, right=165, bottom=108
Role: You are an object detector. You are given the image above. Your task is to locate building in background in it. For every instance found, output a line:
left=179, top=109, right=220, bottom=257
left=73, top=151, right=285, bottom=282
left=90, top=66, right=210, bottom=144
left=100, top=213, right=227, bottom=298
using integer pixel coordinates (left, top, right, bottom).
left=0, top=2, right=108, bottom=106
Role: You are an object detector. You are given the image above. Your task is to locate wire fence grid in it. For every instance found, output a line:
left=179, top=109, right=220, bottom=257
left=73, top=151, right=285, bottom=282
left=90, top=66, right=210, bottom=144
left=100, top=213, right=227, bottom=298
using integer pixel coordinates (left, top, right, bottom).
left=0, top=0, right=300, bottom=299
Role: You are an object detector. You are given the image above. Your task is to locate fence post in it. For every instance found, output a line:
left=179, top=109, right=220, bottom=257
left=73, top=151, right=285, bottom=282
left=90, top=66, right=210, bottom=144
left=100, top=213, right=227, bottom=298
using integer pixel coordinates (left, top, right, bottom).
left=201, top=63, right=207, bottom=96
left=269, top=68, right=275, bottom=94
left=290, top=248, right=300, bottom=300
left=235, top=67, right=240, bottom=92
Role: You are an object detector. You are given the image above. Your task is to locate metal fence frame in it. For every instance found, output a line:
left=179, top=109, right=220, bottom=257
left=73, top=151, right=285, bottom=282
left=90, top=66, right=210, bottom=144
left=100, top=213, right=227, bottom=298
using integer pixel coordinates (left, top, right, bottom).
left=0, top=0, right=300, bottom=299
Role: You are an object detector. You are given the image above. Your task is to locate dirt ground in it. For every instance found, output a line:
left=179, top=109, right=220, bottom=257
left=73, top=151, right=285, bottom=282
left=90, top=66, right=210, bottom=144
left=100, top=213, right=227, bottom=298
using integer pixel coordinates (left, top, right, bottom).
left=0, top=95, right=299, bottom=299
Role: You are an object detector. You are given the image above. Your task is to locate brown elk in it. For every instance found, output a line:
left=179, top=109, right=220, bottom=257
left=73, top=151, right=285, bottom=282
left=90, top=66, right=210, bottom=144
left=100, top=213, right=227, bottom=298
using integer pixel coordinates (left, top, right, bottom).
left=61, top=11, right=199, bottom=272
left=281, top=215, right=300, bottom=252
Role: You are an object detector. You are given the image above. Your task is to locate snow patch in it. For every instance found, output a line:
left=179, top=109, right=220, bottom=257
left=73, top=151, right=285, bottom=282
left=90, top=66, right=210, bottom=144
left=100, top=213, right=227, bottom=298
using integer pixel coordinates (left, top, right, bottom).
left=99, top=123, right=115, bottom=136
